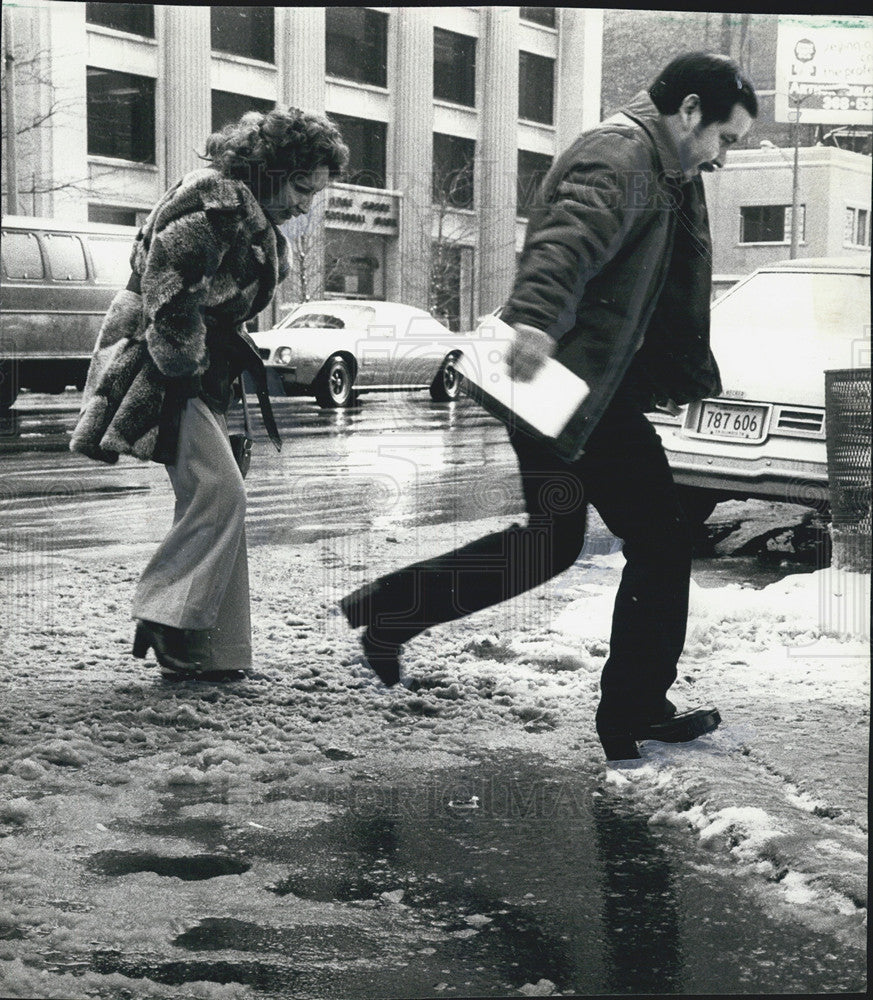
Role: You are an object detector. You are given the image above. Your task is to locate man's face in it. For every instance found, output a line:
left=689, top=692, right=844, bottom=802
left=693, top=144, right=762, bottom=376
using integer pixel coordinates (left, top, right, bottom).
left=677, top=100, right=753, bottom=180
left=260, top=164, right=330, bottom=224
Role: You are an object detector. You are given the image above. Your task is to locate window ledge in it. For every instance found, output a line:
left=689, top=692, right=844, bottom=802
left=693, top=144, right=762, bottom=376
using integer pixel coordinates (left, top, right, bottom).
left=433, top=97, right=477, bottom=113
left=212, top=51, right=277, bottom=70
left=737, top=240, right=807, bottom=247
left=326, top=75, right=389, bottom=96
left=519, top=20, right=559, bottom=35
left=89, top=156, right=159, bottom=173
left=518, top=117, right=556, bottom=131
left=86, top=24, right=157, bottom=45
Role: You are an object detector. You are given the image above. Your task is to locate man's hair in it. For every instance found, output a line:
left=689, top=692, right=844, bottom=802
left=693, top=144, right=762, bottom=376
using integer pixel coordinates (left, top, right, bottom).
left=203, top=106, right=349, bottom=201
left=649, top=52, right=758, bottom=126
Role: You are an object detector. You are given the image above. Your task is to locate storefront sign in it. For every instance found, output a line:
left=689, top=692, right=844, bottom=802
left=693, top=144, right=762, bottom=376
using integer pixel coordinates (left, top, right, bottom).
left=323, top=184, right=401, bottom=235
left=775, top=15, right=873, bottom=125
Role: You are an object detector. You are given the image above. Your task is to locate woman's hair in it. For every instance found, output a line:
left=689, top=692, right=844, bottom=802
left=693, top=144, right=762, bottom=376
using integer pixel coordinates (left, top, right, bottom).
left=203, top=106, right=349, bottom=199
left=649, top=52, right=758, bottom=126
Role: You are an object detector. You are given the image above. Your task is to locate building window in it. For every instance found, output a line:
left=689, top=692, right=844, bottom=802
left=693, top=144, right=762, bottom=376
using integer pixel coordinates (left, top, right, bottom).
left=211, top=91, right=275, bottom=134
left=325, top=232, right=385, bottom=299
left=519, top=7, right=556, bottom=29
left=327, top=113, right=387, bottom=189
left=88, top=205, right=139, bottom=226
left=325, top=7, right=388, bottom=88
left=519, top=52, right=555, bottom=124
left=211, top=6, right=274, bottom=63
left=85, top=3, right=154, bottom=37
left=433, top=28, right=476, bottom=107
left=87, top=68, right=156, bottom=164
left=517, top=149, right=552, bottom=217
left=844, top=206, right=871, bottom=248
left=740, top=204, right=805, bottom=244
left=433, top=134, right=475, bottom=210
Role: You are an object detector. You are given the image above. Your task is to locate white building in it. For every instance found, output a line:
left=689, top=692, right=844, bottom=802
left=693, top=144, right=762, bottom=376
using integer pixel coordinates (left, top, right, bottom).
left=2, top=3, right=603, bottom=329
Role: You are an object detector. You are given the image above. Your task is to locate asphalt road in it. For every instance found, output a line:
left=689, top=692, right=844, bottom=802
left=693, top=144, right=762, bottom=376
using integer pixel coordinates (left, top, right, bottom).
left=2, top=388, right=822, bottom=588
left=1, top=390, right=522, bottom=551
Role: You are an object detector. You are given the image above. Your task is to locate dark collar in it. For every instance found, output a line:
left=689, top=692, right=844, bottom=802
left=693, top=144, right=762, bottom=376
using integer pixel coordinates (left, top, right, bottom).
left=619, top=90, right=685, bottom=182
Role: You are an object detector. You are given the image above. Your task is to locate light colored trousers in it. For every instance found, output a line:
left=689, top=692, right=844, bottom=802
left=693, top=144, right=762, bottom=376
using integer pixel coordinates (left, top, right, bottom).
left=133, top=397, right=251, bottom=671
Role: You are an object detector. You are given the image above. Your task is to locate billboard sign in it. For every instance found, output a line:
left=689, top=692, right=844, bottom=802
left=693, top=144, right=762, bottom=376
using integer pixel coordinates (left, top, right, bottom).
left=775, top=15, right=873, bottom=125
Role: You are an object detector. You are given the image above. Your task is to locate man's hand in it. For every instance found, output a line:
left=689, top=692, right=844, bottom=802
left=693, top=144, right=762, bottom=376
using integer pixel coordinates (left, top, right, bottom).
left=506, top=323, right=555, bottom=382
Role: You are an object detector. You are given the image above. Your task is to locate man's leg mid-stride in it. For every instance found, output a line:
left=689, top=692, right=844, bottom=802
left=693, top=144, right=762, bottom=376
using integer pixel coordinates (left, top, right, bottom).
left=340, top=428, right=590, bottom=682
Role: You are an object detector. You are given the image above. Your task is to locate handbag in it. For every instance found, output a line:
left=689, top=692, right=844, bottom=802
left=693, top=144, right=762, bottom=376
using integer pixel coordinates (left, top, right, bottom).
left=229, top=377, right=253, bottom=478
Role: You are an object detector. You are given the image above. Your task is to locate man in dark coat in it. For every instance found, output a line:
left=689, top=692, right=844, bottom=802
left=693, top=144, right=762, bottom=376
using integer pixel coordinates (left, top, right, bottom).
left=341, top=53, right=758, bottom=760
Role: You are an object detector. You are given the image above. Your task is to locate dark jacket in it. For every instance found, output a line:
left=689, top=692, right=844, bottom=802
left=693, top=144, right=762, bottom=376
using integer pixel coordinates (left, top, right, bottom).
left=70, top=168, right=289, bottom=465
left=502, top=90, right=721, bottom=449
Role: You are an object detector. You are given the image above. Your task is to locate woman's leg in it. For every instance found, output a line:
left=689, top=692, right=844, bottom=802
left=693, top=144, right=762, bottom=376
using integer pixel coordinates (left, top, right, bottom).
left=133, top=397, right=251, bottom=669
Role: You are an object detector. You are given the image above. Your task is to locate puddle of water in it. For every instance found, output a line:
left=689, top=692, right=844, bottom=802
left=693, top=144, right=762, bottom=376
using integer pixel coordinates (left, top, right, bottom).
left=102, top=757, right=865, bottom=1000
left=94, top=753, right=865, bottom=998
left=85, top=849, right=250, bottom=881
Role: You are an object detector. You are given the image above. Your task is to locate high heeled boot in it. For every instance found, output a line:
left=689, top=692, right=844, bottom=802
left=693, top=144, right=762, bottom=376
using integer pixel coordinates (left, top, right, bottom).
left=132, top=619, right=211, bottom=675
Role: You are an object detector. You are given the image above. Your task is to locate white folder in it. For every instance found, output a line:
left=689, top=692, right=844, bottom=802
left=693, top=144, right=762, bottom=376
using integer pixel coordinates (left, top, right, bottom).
left=456, top=315, right=591, bottom=459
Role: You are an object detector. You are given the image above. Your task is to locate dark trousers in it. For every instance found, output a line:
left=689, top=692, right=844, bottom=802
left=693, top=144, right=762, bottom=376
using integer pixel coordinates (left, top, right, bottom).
left=341, top=388, right=693, bottom=724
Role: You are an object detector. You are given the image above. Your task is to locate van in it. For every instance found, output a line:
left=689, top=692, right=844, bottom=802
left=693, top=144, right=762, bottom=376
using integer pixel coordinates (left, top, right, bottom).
left=0, top=215, right=137, bottom=411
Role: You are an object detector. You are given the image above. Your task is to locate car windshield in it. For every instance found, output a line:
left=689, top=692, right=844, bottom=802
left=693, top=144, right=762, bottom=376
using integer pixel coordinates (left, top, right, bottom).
left=713, top=270, right=869, bottom=342
left=281, top=304, right=378, bottom=330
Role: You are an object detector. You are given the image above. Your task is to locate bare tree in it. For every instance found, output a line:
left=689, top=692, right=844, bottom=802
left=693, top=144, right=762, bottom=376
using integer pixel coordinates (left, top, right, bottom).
left=429, top=155, right=477, bottom=330
left=1, top=28, right=115, bottom=213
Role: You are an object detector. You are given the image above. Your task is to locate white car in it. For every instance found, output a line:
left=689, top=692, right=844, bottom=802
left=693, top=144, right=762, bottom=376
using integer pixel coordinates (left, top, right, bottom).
left=649, top=257, right=871, bottom=520
left=250, top=299, right=464, bottom=407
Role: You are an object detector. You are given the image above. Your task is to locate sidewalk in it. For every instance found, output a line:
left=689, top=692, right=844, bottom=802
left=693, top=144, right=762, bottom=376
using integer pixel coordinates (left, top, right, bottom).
left=1, top=515, right=868, bottom=997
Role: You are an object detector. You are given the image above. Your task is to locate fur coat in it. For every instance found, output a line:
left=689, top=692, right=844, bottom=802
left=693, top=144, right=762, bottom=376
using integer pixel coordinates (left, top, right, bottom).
left=70, top=168, right=289, bottom=464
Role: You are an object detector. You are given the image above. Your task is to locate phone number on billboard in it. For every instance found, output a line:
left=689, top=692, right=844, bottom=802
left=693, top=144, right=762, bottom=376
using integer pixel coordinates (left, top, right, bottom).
left=821, top=95, right=873, bottom=111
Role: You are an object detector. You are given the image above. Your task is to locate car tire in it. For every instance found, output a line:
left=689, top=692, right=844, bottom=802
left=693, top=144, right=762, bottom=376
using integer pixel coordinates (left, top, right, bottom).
left=315, top=355, right=355, bottom=408
left=676, top=485, right=719, bottom=525
left=430, top=354, right=461, bottom=402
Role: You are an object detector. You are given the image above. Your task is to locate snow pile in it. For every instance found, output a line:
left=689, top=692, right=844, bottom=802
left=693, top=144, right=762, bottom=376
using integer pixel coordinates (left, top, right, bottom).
left=555, top=567, right=870, bottom=656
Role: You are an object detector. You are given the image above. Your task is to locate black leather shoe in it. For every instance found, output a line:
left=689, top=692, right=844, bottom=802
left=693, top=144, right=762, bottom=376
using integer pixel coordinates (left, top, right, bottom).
left=360, top=629, right=402, bottom=687
left=598, top=707, right=721, bottom=761
left=132, top=619, right=211, bottom=675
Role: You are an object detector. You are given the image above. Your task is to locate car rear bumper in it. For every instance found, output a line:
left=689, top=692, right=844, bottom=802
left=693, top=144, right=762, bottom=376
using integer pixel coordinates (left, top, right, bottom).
left=653, top=424, right=830, bottom=506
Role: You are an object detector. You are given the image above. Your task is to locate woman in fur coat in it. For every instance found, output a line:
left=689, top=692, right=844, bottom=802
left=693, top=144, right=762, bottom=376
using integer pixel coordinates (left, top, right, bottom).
left=70, top=107, right=348, bottom=676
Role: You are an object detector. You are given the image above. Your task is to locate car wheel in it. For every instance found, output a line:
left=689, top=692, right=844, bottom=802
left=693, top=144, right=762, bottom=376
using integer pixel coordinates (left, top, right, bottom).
left=676, top=485, right=719, bottom=525
left=430, top=354, right=461, bottom=402
left=315, top=355, right=354, bottom=408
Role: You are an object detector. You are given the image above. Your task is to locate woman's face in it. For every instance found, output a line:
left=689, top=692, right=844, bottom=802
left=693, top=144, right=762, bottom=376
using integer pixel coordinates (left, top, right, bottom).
left=259, top=164, right=330, bottom=224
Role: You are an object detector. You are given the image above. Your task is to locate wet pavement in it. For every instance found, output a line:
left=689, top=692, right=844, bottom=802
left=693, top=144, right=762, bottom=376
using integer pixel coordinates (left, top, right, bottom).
left=2, top=391, right=826, bottom=589
left=3, top=391, right=863, bottom=999
left=57, top=752, right=866, bottom=997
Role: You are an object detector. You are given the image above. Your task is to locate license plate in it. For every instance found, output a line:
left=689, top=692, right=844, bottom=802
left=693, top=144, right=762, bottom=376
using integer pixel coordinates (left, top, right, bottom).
left=695, top=401, right=767, bottom=440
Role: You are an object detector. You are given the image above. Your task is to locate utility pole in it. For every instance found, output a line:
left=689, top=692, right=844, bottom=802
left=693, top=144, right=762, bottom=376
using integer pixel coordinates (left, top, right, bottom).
left=3, top=6, right=20, bottom=215
left=790, top=111, right=800, bottom=260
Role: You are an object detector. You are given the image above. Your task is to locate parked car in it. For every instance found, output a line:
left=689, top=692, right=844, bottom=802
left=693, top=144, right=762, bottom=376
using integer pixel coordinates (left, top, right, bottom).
left=1, top=215, right=137, bottom=412
left=250, top=299, right=464, bottom=407
left=648, top=257, right=871, bottom=521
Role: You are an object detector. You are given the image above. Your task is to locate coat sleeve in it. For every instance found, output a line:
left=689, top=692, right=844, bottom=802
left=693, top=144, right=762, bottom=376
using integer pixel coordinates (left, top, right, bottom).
left=502, top=131, right=659, bottom=339
left=139, top=179, right=247, bottom=379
